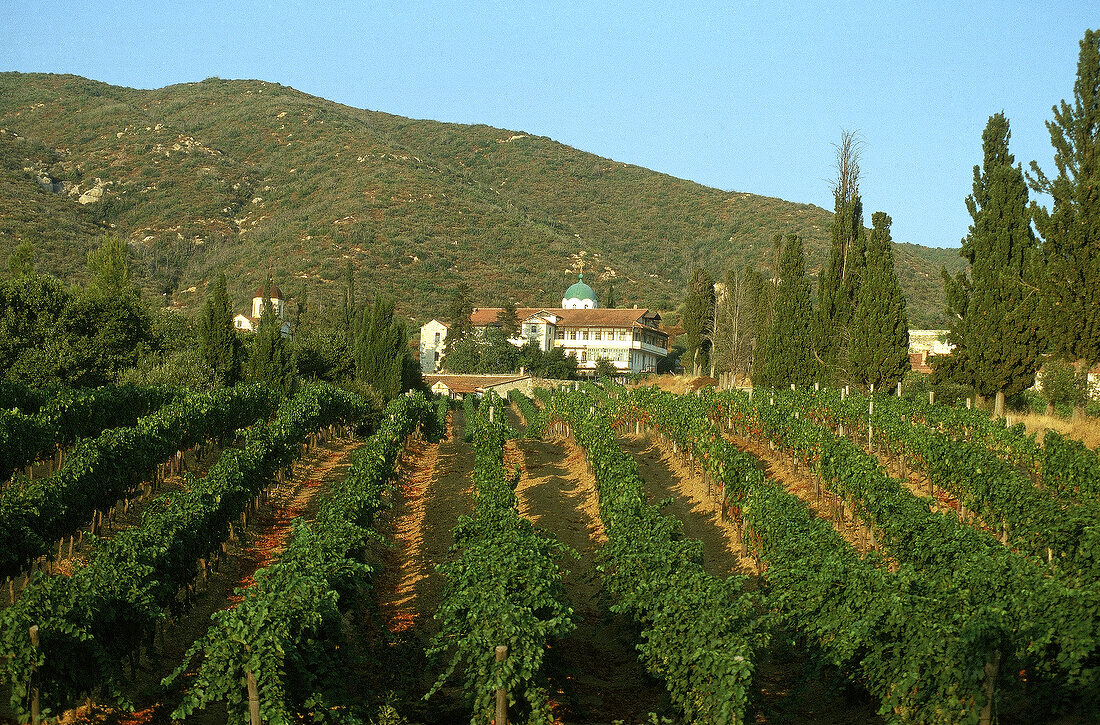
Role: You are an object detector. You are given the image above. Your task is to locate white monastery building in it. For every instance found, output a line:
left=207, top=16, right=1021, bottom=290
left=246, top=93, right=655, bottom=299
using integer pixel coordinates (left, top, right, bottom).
left=420, top=273, right=669, bottom=375
left=233, top=284, right=292, bottom=338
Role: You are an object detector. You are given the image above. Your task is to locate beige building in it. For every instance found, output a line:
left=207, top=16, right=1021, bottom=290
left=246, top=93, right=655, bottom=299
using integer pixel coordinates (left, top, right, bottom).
left=420, top=274, right=669, bottom=374
left=233, top=284, right=292, bottom=338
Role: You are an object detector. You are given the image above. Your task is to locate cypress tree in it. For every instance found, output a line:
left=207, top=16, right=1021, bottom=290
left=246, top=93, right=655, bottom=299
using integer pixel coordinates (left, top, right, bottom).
left=945, top=113, right=1042, bottom=415
left=248, top=295, right=297, bottom=397
left=814, top=131, right=867, bottom=385
left=1028, top=29, right=1100, bottom=418
left=849, top=212, right=910, bottom=392
left=199, top=273, right=241, bottom=386
left=680, top=268, right=716, bottom=376
left=605, top=281, right=617, bottom=308
left=355, top=295, right=409, bottom=399
left=757, top=234, right=815, bottom=388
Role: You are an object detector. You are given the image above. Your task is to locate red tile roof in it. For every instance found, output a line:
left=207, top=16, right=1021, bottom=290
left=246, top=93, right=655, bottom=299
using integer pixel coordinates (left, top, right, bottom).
left=470, top=307, right=663, bottom=330
left=425, top=374, right=529, bottom=394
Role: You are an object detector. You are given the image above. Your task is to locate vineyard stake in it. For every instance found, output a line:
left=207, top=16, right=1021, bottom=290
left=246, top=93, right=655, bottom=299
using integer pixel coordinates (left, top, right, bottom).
left=980, top=650, right=1001, bottom=725
left=29, top=625, right=40, bottom=725
left=495, top=645, right=508, bottom=725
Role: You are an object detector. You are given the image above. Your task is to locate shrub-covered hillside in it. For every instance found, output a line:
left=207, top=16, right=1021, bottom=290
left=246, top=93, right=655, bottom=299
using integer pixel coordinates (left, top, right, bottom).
left=0, top=73, right=964, bottom=326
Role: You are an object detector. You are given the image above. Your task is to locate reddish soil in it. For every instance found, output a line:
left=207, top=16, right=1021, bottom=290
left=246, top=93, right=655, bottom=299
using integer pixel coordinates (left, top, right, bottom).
left=510, top=427, right=673, bottom=724
left=367, top=409, right=475, bottom=723
left=620, top=429, right=884, bottom=724
left=38, top=434, right=365, bottom=725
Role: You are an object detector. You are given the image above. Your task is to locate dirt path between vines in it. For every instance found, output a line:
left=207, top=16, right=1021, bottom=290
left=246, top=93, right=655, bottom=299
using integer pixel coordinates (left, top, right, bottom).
left=370, top=409, right=475, bottom=724
left=510, top=427, right=673, bottom=724
left=621, top=429, right=883, bottom=724
left=621, top=433, right=756, bottom=577
left=55, top=434, right=364, bottom=725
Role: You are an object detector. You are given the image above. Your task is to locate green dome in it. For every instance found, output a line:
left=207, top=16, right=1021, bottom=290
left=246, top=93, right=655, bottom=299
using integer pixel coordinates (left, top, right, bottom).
left=564, top=274, right=596, bottom=302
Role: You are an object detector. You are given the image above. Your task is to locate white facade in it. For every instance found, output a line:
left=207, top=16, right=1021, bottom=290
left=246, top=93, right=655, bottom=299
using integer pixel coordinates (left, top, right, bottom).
left=419, top=319, right=450, bottom=373
left=419, top=276, right=668, bottom=376
left=908, top=330, right=953, bottom=356
left=234, top=285, right=291, bottom=337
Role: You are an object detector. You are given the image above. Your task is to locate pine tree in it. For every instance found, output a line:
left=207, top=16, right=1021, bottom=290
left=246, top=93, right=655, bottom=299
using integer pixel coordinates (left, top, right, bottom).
left=849, top=212, right=910, bottom=392
left=757, top=234, right=815, bottom=388
left=680, top=268, right=715, bottom=376
left=198, top=273, right=241, bottom=386
left=1028, top=29, right=1100, bottom=418
left=86, top=235, right=135, bottom=297
left=813, top=131, right=867, bottom=385
left=945, top=113, right=1042, bottom=415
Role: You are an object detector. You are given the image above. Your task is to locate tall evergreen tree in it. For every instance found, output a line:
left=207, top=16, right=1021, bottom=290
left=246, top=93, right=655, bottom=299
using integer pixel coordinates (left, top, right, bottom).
left=680, top=267, right=715, bottom=376
left=354, top=295, right=409, bottom=399
left=849, top=212, right=910, bottom=392
left=605, top=281, right=617, bottom=308
left=86, top=235, right=135, bottom=297
left=814, top=130, right=867, bottom=385
left=247, top=296, right=297, bottom=397
left=757, top=234, right=815, bottom=388
left=497, top=297, right=519, bottom=338
left=342, top=260, right=357, bottom=328
left=198, top=273, right=242, bottom=386
left=1028, top=29, right=1100, bottom=418
left=944, top=113, right=1042, bottom=415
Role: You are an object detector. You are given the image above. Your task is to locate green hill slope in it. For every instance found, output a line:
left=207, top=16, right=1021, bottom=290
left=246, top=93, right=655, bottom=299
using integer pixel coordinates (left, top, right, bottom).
left=0, top=72, right=964, bottom=327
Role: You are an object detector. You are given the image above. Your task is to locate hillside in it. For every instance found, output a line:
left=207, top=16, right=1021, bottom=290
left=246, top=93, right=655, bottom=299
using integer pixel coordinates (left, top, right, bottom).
left=0, top=72, right=965, bottom=327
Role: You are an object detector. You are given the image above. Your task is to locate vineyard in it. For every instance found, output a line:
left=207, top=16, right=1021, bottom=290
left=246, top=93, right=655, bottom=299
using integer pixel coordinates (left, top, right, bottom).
left=1, top=381, right=1099, bottom=724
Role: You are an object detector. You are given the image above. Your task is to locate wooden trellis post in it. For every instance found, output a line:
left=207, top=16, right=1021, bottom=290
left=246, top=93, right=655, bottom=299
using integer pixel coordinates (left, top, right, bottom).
left=495, top=645, right=509, bottom=725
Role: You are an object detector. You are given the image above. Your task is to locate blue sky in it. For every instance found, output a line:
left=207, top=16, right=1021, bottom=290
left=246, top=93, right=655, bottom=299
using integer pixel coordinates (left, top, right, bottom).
left=1, top=1, right=1093, bottom=249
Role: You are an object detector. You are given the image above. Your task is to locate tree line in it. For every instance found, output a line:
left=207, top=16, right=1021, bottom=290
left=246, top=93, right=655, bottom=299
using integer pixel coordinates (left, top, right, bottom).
left=2, top=246, right=420, bottom=406
left=681, top=29, right=1099, bottom=419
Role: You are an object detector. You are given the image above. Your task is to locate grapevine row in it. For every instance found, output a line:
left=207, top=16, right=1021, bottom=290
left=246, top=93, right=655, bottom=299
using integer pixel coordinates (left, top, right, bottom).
left=0, top=383, right=370, bottom=721
left=166, top=391, right=448, bottom=722
left=0, top=383, right=278, bottom=580
left=544, top=387, right=765, bottom=725
left=0, top=383, right=181, bottom=482
left=507, top=388, right=546, bottom=435
left=616, top=386, right=1078, bottom=723
left=791, top=388, right=1100, bottom=583
left=427, top=393, right=574, bottom=724
left=705, top=386, right=1100, bottom=716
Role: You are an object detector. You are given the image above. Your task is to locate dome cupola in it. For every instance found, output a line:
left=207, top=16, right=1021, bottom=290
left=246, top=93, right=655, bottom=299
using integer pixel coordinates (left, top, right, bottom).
left=562, top=272, right=597, bottom=309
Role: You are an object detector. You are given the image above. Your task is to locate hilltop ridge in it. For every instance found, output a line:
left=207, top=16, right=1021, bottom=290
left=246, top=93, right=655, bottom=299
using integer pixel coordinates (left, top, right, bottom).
left=0, top=72, right=964, bottom=326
